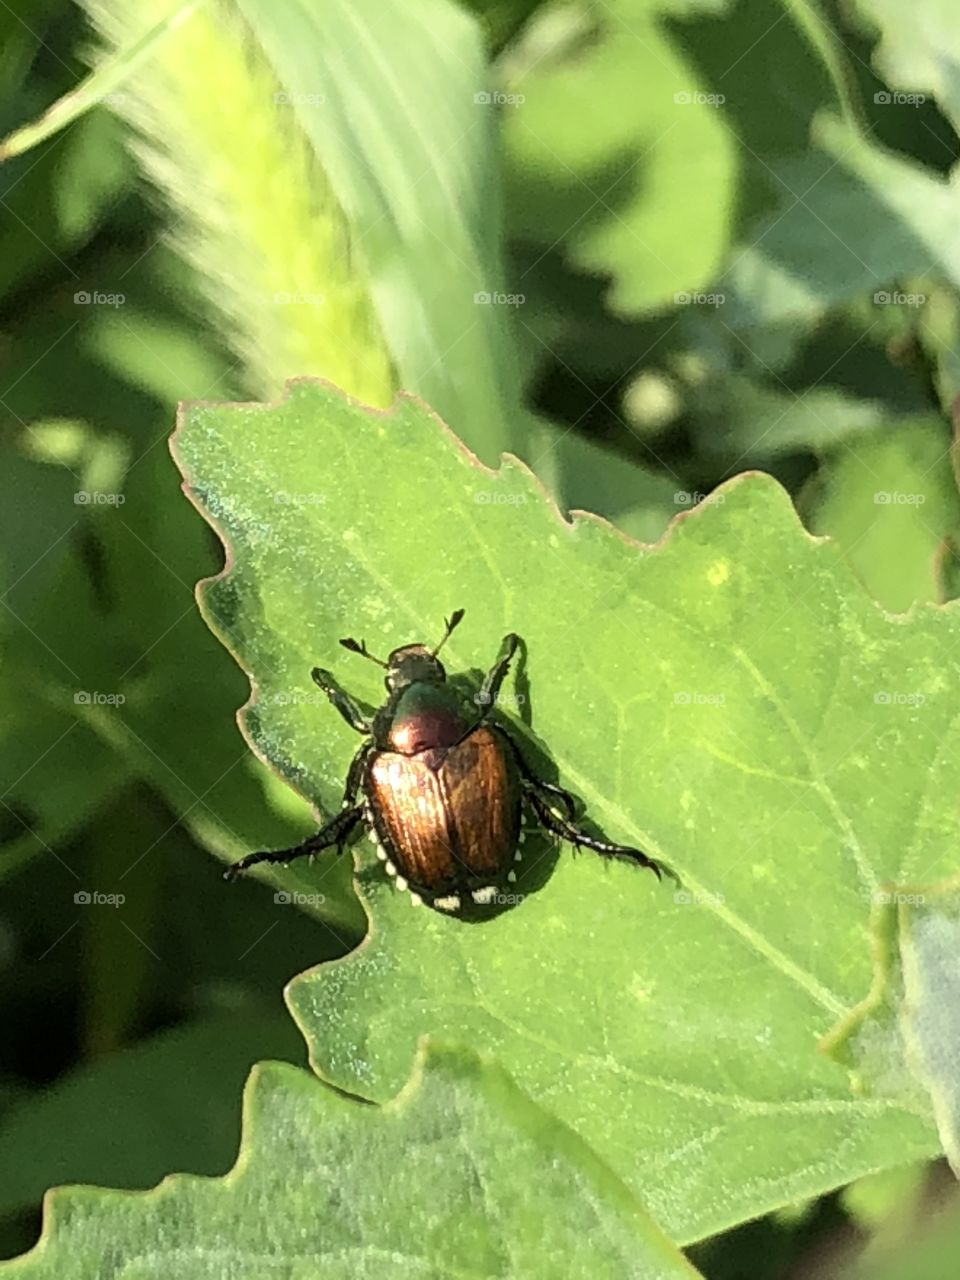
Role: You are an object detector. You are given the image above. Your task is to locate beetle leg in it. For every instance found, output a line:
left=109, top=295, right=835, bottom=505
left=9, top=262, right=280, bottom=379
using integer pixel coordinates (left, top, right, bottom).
left=489, top=723, right=577, bottom=820
left=474, top=632, right=520, bottom=714
left=223, top=804, right=362, bottom=879
left=341, top=742, right=373, bottom=806
left=225, top=741, right=371, bottom=879
left=521, top=777, right=577, bottom=822
left=311, top=667, right=372, bottom=734
left=525, top=788, right=669, bottom=883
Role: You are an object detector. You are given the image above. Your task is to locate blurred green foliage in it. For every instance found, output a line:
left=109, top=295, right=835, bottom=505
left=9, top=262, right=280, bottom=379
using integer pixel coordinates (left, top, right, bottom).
left=1, top=0, right=960, bottom=1274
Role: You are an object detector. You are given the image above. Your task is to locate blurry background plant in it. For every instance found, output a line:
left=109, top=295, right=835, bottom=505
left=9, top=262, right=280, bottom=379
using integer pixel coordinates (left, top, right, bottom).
left=1, top=0, right=959, bottom=1275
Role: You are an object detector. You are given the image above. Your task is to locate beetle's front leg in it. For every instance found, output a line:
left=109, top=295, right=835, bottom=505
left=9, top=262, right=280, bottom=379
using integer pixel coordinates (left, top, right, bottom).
left=312, top=667, right=372, bottom=734
left=475, top=632, right=520, bottom=715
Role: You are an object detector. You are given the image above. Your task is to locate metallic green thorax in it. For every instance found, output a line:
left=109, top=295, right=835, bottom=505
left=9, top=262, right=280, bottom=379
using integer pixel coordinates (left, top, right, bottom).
left=381, top=680, right=467, bottom=754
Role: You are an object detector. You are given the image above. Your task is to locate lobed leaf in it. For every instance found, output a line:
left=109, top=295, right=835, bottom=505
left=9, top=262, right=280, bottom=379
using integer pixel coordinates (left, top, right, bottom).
left=171, top=380, right=960, bottom=1242
left=3, top=1045, right=698, bottom=1279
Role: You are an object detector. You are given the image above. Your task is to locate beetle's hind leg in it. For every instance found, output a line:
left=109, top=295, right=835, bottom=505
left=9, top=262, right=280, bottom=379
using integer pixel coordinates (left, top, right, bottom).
left=223, top=805, right=362, bottom=879
left=489, top=723, right=577, bottom=820
left=525, top=788, right=669, bottom=882
left=487, top=723, right=671, bottom=886
left=521, top=777, right=577, bottom=822
left=225, top=743, right=371, bottom=880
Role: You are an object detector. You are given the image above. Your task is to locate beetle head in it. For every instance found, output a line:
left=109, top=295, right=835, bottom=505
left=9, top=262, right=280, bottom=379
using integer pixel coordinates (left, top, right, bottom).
left=339, top=608, right=464, bottom=693
left=385, top=644, right=446, bottom=692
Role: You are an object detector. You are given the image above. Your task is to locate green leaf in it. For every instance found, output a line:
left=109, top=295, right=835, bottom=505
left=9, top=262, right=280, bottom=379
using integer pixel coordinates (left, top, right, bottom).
left=3, top=1045, right=699, bottom=1279
left=528, top=414, right=679, bottom=544
left=840, top=1160, right=930, bottom=1237
left=0, top=103, right=131, bottom=304
left=722, top=77, right=960, bottom=329
left=173, top=380, right=958, bottom=1243
left=831, top=884, right=960, bottom=1277
left=501, top=0, right=738, bottom=314
left=0, top=1010, right=305, bottom=1218
left=0, top=442, right=132, bottom=875
left=920, top=284, right=960, bottom=412
left=853, top=0, right=960, bottom=134
left=232, top=0, right=525, bottom=454
left=0, top=280, right=361, bottom=928
left=804, top=417, right=960, bottom=611
left=898, top=882, right=960, bottom=1177
left=0, top=690, right=128, bottom=883
left=718, top=0, right=960, bottom=333
left=686, top=371, right=891, bottom=464
left=723, top=126, right=953, bottom=327
left=845, top=1203, right=960, bottom=1280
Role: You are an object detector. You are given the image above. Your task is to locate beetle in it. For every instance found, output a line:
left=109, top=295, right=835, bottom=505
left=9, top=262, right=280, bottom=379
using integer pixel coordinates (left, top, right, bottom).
left=224, top=610, right=666, bottom=911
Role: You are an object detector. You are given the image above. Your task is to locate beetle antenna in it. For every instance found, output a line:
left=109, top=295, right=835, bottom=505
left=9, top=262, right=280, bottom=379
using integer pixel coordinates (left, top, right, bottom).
left=339, top=636, right=387, bottom=667
left=433, top=608, right=465, bottom=656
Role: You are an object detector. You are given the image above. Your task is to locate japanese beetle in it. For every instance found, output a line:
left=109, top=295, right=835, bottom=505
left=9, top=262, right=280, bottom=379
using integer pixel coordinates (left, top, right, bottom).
left=225, top=611, right=666, bottom=911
